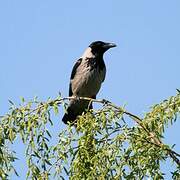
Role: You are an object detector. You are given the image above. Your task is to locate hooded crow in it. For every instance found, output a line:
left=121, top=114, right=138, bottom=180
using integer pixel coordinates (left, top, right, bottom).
left=62, top=41, right=116, bottom=124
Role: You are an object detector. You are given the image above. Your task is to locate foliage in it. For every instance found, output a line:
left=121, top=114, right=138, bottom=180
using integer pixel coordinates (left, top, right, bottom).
left=0, top=91, right=180, bottom=179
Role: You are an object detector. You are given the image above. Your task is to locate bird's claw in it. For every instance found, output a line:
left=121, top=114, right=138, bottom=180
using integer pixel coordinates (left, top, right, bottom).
left=73, top=95, right=80, bottom=101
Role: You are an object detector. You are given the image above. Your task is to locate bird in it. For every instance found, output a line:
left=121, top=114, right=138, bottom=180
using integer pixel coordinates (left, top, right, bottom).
left=62, top=41, right=116, bottom=124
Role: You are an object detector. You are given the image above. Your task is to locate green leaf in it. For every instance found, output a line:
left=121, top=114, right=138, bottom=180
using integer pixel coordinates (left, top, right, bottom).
left=46, top=130, right=52, bottom=138
left=45, top=159, right=52, bottom=166
left=53, top=104, right=59, bottom=115
left=8, top=99, right=15, bottom=105
left=20, top=96, right=25, bottom=103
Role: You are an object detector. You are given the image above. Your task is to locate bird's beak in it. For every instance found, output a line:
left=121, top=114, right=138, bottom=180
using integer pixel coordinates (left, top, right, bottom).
left=104, top=42, right=117, bottom=49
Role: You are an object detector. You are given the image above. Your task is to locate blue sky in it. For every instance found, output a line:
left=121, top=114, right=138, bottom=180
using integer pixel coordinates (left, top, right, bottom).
left=0, top=0, right=179, bottom=179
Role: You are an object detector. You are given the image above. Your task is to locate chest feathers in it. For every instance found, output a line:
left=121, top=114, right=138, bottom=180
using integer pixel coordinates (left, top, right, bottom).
left=71, top=54, right=106, bottom=97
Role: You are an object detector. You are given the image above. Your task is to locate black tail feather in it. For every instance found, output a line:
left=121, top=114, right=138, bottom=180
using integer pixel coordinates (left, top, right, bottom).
left=62, top=110, right=77, bottom=124
left=62, top=100, right=93, bottom=124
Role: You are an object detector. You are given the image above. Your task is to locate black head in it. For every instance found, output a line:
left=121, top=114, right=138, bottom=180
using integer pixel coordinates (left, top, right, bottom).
left=89, top=41, right=116, bottom=55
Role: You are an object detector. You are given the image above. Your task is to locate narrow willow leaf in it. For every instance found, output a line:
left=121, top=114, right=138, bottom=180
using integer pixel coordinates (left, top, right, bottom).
left=20, top=96, right=25, bottom=103
left=46, top=130, right=52, bottom=138
left=45, top=159, right=52, bottom=166
left=8, top=99, right=14, bottom=106
left=53, top=105, right=59, bottom=115
left=63, top=167, right=69, bottom=176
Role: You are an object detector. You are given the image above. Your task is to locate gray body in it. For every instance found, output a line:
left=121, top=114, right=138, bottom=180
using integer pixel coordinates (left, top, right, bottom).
left=62, top=41, right=116, bottom=124
left=71, top=47, right=106, bottom=97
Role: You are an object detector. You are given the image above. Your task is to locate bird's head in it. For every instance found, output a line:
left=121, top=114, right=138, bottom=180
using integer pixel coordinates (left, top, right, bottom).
left=89, top=41, right=116, bottom=55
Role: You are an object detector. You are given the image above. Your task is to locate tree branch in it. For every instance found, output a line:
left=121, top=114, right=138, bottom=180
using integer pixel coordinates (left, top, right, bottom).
left=4, top=96, right=180, bottom=166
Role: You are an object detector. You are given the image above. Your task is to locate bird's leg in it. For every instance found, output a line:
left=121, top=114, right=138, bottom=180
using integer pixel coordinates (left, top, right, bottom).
left=87, top=95, right=96, bottom=110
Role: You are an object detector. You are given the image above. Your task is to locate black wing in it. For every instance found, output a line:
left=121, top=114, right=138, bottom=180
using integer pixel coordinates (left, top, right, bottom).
left=69, top=58, right=82, bottom=96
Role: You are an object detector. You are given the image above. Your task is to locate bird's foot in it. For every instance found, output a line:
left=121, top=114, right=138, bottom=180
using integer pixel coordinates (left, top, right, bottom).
left=72, top=95, right=80, bottom=101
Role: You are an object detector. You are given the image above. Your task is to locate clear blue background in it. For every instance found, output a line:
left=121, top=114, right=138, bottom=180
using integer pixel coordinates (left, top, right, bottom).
left=0, top=0, right=179, bottom=179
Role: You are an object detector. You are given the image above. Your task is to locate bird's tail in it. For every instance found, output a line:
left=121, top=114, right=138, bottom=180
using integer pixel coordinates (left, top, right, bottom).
left=62, top=99, right=93, bottom=124
left=62, top=107, right=77, bottom=124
